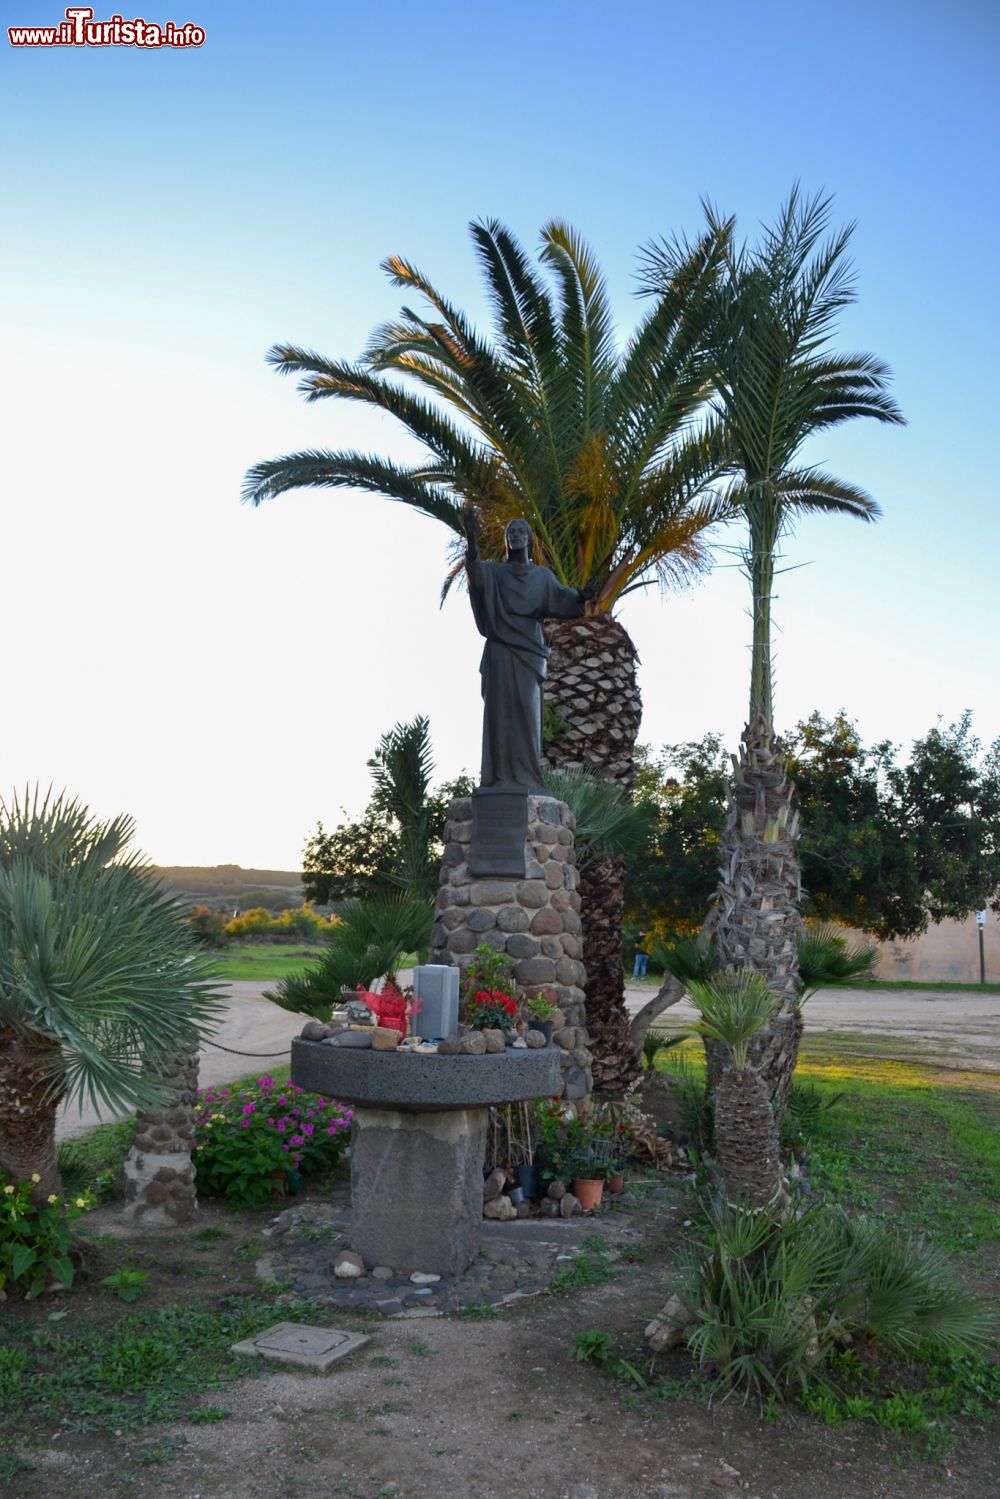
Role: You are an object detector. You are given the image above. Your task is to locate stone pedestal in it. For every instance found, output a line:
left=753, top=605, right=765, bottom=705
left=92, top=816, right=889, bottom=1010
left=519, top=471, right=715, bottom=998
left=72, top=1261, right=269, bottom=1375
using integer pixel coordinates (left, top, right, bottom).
left=350, top=1107, right=486, bottom=1276
left=430, top=795, right=593, bottom=1101
left=290, top=1041, right=561, bottom=1277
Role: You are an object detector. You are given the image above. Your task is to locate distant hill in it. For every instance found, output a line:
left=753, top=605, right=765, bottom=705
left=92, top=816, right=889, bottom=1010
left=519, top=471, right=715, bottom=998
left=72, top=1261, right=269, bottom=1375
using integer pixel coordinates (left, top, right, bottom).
left=155, top=864, right=303, bottom=912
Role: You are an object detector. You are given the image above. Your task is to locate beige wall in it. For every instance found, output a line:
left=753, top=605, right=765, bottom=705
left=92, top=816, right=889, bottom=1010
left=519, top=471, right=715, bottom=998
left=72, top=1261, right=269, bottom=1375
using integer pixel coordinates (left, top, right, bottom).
left=865, top=912, right=1000, bottom=984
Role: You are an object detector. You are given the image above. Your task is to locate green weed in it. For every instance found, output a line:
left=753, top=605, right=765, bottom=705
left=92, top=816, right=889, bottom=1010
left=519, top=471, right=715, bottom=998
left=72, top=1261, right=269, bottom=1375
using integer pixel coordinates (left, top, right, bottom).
left=549, top=1237, right=616, bottom=1294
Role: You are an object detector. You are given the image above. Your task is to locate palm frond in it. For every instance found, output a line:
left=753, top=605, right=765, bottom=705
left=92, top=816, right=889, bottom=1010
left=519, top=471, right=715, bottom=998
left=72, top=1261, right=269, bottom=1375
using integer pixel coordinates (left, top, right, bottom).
left=242, top=449, right=466, bottom=531
left=797, top=923, right=878, bottom=996
left=685, top=968, right=780, bottom=1071
left=542, top=767, right=652, bottom=866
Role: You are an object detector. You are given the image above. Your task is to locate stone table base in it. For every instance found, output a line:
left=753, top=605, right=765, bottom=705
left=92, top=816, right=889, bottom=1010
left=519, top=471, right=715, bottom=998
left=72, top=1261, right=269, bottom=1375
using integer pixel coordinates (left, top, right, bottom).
left=349, top=1106, right=487, bottom=1277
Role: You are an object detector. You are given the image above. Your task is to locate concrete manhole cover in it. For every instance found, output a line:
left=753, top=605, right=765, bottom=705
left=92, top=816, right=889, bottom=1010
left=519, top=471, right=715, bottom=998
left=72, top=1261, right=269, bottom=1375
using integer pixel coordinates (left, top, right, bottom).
left=231, top=1322, right=370, bottom=1370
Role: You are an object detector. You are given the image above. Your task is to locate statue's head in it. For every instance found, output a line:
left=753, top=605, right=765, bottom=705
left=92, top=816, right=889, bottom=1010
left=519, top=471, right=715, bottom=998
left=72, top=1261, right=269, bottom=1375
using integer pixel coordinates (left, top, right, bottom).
left=504, top=518, right=533, bottom=558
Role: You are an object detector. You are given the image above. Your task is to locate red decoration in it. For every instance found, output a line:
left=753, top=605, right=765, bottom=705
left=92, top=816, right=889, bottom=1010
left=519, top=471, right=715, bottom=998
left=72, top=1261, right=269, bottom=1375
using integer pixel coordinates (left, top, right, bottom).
left=356, top=981, right=422, bottom=1039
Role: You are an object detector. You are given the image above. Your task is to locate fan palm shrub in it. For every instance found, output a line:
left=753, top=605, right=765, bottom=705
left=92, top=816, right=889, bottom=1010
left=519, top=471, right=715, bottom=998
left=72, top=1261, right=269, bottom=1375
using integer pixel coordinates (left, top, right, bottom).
left=0, top=789, right=221, bottom=1200
left=797, top=921, right=878, bottom=996
left=685, top=968, right=785, bottom=1212
left=678, top=1200, right=994, bottom=1403
left=244, top=218, right=734, bottom=1083
left=641, top=189, right=904, bottom=1112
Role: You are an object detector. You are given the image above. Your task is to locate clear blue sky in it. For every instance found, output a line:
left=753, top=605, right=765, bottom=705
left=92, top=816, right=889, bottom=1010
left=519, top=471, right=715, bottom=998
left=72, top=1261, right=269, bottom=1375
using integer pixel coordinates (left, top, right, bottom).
left=2, top=0, right=998, bottom=867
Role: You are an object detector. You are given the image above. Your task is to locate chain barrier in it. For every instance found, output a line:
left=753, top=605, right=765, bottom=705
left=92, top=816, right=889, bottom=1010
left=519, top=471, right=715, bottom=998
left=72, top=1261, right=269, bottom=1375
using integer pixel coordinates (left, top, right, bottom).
left=202, top=1038, right=291, bottom=1059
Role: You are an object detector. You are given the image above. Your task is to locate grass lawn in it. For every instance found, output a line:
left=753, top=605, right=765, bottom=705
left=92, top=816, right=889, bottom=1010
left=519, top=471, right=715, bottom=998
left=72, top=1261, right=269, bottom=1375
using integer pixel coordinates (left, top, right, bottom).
left=657, top=1040, right=999, bottom=1269
left=209, top=944, right=423, bottom=983
left=208, top=943, right=326, bottom=982
left=635, top=972, right=1000, bottom=993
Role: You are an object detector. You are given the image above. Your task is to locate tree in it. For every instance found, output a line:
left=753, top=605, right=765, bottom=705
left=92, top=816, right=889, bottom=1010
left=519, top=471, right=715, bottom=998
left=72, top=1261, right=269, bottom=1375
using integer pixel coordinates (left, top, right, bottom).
left=0, top=789, right=221, bottom=1200
left=626, top=715, right=1000, bottom=943
left=624, top=736, right=730, bottom=942
left=789, top=711, right=1000, bottom=937
left=302, top=717, right=472, bottom=905
left=245, top=219, right=732, bottom=1087
left=641, top=189, right=904, bottom=1109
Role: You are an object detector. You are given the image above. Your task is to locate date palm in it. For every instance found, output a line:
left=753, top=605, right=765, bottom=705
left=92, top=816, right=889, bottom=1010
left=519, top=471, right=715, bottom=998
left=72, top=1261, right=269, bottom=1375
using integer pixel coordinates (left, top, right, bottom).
left=641, top=189, right=904, bottom=1109
left=0, top=789, right=221, bottom=1200
left=244, top=218, right=732, bottom=1086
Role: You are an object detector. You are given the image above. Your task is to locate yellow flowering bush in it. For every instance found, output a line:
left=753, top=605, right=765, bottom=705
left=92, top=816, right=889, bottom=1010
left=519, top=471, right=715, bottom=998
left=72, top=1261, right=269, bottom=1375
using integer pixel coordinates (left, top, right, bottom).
left=0, top=1175, right=93, bottom=1299
left=223, top=905, right=336, bottom=941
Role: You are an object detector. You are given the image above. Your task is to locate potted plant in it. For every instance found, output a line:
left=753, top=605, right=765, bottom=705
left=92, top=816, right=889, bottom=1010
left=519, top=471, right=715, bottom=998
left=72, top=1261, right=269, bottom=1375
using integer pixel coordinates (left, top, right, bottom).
left=522, top=992, right=558, bottom=1041
left=466, top=988, right=518, bottom=1031
left=530, top=1101, right=616, bottom=1209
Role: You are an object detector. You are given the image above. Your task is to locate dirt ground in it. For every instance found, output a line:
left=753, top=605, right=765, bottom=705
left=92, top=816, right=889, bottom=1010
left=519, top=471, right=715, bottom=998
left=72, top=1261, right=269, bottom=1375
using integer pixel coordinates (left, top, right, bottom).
left=638, top=984, right=1000, bottom=1075
left=31, top=982, right=997, bottom=1497
left=4, top=1167, right=996, bottom=1499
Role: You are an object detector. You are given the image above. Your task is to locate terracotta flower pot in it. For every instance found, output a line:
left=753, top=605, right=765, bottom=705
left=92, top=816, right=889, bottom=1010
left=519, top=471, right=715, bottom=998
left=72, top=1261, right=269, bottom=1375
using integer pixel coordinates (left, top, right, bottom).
left=607, top=1171, right=625, bottom=1193
left=572, top=1177, right=604, bottom=1210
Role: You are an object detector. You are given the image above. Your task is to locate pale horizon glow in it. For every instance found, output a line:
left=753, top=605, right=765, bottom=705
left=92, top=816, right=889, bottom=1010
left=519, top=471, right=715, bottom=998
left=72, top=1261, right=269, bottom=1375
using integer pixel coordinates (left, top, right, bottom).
left=2, top=0, right=998, bottom=870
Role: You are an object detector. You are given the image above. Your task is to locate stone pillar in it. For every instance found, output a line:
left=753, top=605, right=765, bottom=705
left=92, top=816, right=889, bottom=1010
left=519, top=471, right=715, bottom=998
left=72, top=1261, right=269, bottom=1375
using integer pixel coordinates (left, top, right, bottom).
left=350, top=1107, right=487, bottom=1276
left=121, top=1050, right=199, bottom=1226
left=430, top=795, right=593, bottom=1103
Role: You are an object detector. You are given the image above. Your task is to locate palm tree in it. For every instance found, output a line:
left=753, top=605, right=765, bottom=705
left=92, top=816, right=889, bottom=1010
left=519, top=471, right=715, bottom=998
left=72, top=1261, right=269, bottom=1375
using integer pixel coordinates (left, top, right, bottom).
left=641, top=189, right=904, bottom=1110
left=0, top=789, right=221, bottom=1200
left=543, top=767, right=652, bottom=1094
left=686, top=969, right=786, bottom=1212
left=367, top=715, right=439, bottom=900
left=244, top=218, right=732, bottom=1085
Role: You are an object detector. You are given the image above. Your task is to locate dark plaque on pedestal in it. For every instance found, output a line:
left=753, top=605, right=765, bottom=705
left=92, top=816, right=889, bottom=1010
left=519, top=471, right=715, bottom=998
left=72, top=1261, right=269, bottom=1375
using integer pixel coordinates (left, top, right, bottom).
left=469, top=788, right=528, bottom=878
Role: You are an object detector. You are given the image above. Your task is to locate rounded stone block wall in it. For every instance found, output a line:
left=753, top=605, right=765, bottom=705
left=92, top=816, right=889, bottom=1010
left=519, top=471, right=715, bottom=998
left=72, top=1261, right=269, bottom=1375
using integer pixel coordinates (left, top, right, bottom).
left=121, top=1050, right=199, bottom=1226
left=430, top=796, right=593, bottom=1102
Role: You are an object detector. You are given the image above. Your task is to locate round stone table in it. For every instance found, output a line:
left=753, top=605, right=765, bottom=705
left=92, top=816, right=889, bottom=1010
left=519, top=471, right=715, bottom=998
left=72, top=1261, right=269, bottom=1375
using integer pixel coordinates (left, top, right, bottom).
left=291, top=1040, right=561, bottom=1276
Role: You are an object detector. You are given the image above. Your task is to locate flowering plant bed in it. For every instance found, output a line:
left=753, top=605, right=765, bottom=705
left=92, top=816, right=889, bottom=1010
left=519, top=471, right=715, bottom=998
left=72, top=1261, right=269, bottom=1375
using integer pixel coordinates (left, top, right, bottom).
left=194, top=1075, right=353, bottom=1209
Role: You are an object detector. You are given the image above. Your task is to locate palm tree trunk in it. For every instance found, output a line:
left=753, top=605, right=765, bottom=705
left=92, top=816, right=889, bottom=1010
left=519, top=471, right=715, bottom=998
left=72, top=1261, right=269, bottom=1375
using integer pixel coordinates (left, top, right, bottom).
left=708, top=712, right=804, bottom=1112
left=542, top=613, right=642, bottom=790
left=544, top=612, right=643, bottom=1095
left=576, top=854, right=640, bottom=1095
left=0, top=1030, right=63, bottom=1202
left=713, top=1064, right=785, bottom=1211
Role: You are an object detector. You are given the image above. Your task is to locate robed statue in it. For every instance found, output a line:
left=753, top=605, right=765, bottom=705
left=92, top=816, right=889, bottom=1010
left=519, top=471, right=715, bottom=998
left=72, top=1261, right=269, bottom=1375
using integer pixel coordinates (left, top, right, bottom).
left=465, top=514, right=592, bottom=792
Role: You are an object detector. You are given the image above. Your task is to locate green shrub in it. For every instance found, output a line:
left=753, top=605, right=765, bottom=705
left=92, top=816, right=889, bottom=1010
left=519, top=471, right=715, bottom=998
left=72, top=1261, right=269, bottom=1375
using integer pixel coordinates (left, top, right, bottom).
left=194, top=1076, right=352, bottom=1209
left=0, top=1177, right=93, bottom=1299
left=101, top=1266, right=150, bottom=1302
left=662, top=1049, right=714, bottom=1154
left=56, top=1117, right=135, bottom=1202
left=269, top=894, right=432, bottom=1020
left=781, top=1081, right=844, bottom=1148
left=678, top=1202, right=995, bottom=1403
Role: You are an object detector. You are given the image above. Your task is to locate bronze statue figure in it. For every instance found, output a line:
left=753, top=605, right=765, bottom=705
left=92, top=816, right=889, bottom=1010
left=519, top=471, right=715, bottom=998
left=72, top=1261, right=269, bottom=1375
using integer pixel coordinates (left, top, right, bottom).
left=465, top=514, right=591, bottom=791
